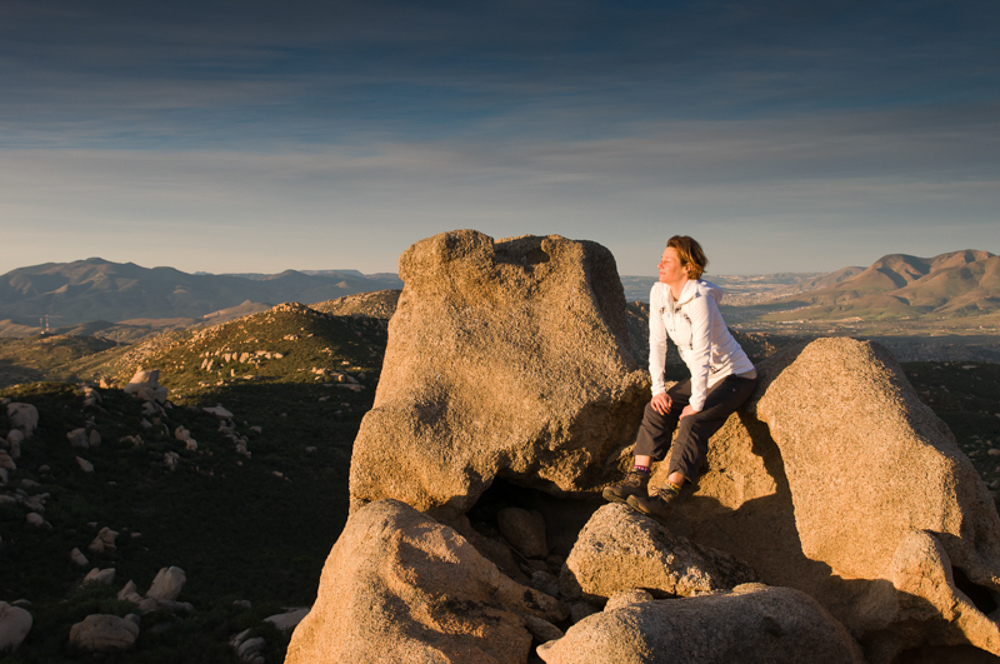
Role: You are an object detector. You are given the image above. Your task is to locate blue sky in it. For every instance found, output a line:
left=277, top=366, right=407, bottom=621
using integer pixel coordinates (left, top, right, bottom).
left=1, top=0, right=997, bottom=277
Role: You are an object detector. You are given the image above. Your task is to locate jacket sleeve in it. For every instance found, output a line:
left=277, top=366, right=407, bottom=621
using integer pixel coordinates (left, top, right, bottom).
left=648, top=287, right=668, bottom=396
left=685, top=292, right=714, bottom=411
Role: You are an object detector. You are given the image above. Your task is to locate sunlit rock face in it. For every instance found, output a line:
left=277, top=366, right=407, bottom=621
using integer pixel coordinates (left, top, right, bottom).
left=310, top=228, right=1000, bottom=664
left=284, top=499, right=567, bottom=664
left=349, top=230, right=650, bottom=522
left=644, top=337, right=1000, bottom=663
left=537, top=584, right=865, bottom=664
left=752, top=337, right=1000, bottom=662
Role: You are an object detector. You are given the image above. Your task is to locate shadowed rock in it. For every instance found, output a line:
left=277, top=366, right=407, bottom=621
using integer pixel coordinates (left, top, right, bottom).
left=0, top=602, right=32, bottom=655
left=350, top=230, right=649, bottom=521
left=68, top=614, right=139, bottom=652
left=285, top=499, right=567, bottom=664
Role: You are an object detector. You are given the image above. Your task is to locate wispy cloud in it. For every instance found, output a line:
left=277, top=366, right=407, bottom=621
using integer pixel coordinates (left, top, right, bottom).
left=0, top=0, right=997, bottom=275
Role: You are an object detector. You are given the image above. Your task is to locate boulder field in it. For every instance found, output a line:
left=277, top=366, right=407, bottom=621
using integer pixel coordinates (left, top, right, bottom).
left=287, top=230, right=1000, bottom=664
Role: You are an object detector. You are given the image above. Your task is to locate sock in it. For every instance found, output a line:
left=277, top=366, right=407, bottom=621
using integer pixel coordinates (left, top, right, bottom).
left=664, top=480, right=682, bottom=494
left=633, top=464, right=650, bottom=474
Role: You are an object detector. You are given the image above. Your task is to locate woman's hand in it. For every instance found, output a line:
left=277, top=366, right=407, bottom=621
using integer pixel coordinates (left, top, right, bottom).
left=651, top=393, right=672, bottom=415
left=680, top=405, right=700, bottom=419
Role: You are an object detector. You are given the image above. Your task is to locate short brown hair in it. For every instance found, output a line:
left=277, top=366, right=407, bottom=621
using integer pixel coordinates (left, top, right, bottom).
left=667, top=235, right=708, bottom=280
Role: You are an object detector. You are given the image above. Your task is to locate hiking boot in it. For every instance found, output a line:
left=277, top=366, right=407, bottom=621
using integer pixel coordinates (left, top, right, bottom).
left=602, top=470, right=650, bottom=504
left=627, top=485, right=679, bottom=521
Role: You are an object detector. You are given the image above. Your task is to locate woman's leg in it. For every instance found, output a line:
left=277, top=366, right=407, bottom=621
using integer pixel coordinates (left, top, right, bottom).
left=604, top=382, right=688, bottom=503
left=633, top=381, right=689, bottom=461
left=628, top=375, right=757, bottom=520
left=666, top=375, right=757, bottom=483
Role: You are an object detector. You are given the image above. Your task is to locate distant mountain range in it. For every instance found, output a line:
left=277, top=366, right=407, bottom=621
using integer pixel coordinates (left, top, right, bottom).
left=759, top=249, right=1000, bottom=320
left=1, top=250, right=997, bottom=336
left=0, top=258, right=403, bottom=328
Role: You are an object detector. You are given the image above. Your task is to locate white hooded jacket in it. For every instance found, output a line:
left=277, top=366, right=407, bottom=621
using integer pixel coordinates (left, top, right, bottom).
left=648, top=279, right=755, bottom=411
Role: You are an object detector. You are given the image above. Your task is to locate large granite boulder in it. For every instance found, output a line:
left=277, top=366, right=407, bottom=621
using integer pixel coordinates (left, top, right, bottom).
left=350, top=230, right=649, bottom=521
left=753, top=337, right=1000, bottom=661
left=560, top=503, right=758, bottom=602
left=123, top=369, right=168, bottom=403
left=285, top=499, right=567, bottom=664
left=68, top=614, right=139, bottom=652
left=0, top=602, right=32, bottom=654
left=644, top=337, right=1000, bottom=663
left=305, top=230, right=1000, bottom=663
left=6, top=403, right=38, bottom=438
left=537, top=583, right=864, bottom=664
left=145, top=566, right=186, bottom=601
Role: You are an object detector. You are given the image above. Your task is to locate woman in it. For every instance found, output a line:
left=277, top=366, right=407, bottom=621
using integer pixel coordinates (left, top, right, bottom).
left=603, top=235, right=758, bottom=520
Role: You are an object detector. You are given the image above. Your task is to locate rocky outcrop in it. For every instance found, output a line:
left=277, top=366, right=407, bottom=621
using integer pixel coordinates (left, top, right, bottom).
left=560, top=503, right=758, bottom=603
left=537, top=584, right=864, bottom=664
left=498, top=507, right=549, bottom=560
left=285, top=499, right=566, bottom=664
left=123, top=369, right=169, bottom=404
left=88, top=527, right=119, bottom=553
left=265, top=608, right=309, bottom=632
left=83, top=568, right=116, bottom=585
left=68, top=614, right=139, bottom=652
left=752, top=337, right=1000, bottom=661
left=0, top=602, right=32, bottom=654
left=294, top=232, right=1000, bottom=663
left=350, top=230, right=649, bottom=521
left=622, top=336, right=1000, bottom=663
left=6, top=403, right=38, bottom=438
left=145, top=566, right=186, bottom=602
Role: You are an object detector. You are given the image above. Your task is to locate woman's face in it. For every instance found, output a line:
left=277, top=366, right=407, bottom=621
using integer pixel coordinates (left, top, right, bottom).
left=658, top=246, right=689, bottom=285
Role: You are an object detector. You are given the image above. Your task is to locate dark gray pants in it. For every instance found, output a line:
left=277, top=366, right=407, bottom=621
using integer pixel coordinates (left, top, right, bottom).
left=634, top=374, right=757, bottom=482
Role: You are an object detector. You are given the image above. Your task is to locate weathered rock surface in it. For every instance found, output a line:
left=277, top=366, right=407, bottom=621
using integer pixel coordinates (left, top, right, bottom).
left=67, top=428, right=89, bottom=448
left=88, top=526, right=119, bottom=554
left=285, top=499, right=567, bottom=664
left=350, top=230, right=649, bottom=521
left=68, top=614, right=139, bottom=652
left=754, top=338, right=1000, bottom=660
left=0, top=601, right=32, bottom=654
left=561, top=503, right=758, bottom=602
left=83, top=567, right=116, bottom=585
left=123, top=369, right=168, bottom=403
left=299, top=231, right=1000, bottom=664
left=146, top=566, right=186, bottom=601
left=497, top=507, right=548, bottom=559
left=265, top=608, right=309, bottom=632
left=6, top=403, right=38, bottom=438
left=650, top=337, right=1000, bottom=663
left=537, top=584, right=864, bottom=664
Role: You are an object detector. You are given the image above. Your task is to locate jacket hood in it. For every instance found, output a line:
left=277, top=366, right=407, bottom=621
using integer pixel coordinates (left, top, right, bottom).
left=676, top=279, right=724, bottom=306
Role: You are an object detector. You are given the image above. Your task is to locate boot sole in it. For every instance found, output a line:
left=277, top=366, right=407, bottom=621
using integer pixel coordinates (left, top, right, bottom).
left=602, top=487, right=642, bottom=504
left=626, top=495, right=673, bottom=521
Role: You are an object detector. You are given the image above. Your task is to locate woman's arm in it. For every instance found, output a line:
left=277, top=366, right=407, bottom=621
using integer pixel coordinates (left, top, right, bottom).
left=648, top=285, right=669, bottom=397
left=684, top=290, right=714, bottom=412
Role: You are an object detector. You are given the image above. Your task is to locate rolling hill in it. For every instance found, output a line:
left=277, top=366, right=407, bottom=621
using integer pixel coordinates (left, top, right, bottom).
left=0, top=258, right=403, bottom=328
left=757, top=249, right=1000, bottom=321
